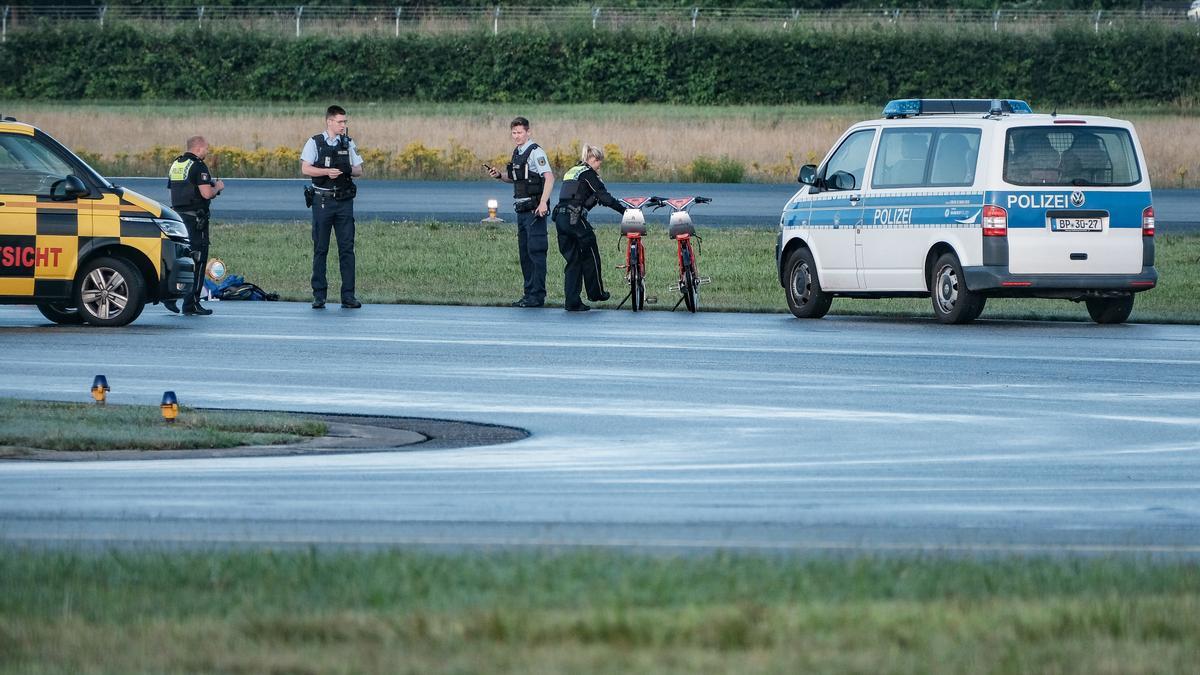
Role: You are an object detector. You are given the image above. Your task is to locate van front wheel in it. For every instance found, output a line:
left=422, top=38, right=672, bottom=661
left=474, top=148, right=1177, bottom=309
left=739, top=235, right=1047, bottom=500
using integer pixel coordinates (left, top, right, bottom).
left=931, top=253, right=985, bottom=324
left=1085, top=294, right=1134, bottom=324
left=784, top=248, right=832, bottom=319
left=75, top=256, right=146, bottom=327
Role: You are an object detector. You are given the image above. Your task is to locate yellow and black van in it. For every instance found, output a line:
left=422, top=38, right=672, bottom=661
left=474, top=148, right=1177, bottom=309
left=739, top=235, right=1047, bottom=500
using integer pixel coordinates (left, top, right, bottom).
left=0, top=116, right=193, bottom=326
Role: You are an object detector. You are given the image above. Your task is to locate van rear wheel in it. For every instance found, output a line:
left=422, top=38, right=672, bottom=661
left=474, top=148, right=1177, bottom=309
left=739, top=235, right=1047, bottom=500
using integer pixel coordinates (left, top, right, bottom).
left=931, top=253, right=985, bottom=324
left=1085, top=294, right=1134, bottom=324
left=784, top=248, right=832, bottom=319
left=75, top=256, right=146, bottom=327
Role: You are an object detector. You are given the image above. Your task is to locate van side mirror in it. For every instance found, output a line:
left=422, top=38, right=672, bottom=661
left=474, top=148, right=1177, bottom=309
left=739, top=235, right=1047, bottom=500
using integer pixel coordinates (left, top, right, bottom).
left=49, top=175, right=89, bottom=201
left=797, top=164, right=817, bottom=185
left=828, top=170, right=856, bottom=191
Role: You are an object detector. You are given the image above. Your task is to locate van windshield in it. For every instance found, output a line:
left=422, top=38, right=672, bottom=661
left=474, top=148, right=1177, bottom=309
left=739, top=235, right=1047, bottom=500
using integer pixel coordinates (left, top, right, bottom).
left=1004, top=126, right=1141, bottom=187
left=0, top=134, right=79, bottom=196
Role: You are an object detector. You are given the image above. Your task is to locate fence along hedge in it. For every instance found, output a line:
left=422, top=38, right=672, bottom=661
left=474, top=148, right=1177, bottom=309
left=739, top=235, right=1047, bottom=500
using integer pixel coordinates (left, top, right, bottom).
left=1, top=24, right=1197, bottom=105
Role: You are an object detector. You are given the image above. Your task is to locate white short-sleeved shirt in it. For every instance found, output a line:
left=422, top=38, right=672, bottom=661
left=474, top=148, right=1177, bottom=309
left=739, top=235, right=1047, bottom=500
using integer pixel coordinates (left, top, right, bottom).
left=301, top=132, right=363, bottom=167
left=517, top=140, right=552, bottom=176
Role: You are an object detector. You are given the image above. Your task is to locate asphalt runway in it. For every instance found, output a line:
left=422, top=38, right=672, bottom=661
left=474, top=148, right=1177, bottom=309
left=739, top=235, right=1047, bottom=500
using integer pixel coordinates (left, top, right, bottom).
left=114, top=178, right=1200, bottom=231
left=1, top=303, right=1198, bottom=554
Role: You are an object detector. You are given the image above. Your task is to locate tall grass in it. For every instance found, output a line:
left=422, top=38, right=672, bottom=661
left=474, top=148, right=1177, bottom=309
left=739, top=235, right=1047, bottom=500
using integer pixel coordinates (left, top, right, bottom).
left=1, top=549, right=1198, bottom=674
left=8, top=102, right=1198, bottom=186
left=212, top=222, right=1200, bottom=323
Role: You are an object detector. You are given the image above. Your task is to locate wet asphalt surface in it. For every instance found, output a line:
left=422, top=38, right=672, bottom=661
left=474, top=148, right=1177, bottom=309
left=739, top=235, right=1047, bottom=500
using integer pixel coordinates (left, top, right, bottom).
left=114, top=178, right=1200, bottom=231
left=1, top=302, right=1198, bottom=555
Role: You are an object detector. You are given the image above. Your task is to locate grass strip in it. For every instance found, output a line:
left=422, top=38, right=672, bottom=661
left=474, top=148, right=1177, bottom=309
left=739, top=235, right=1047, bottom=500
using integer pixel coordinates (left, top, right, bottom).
left=0, top=400, right=325, bottom=452
left=0, top=549, right=1197, bottom=674
left=213, top=222, right=1200, bottom=323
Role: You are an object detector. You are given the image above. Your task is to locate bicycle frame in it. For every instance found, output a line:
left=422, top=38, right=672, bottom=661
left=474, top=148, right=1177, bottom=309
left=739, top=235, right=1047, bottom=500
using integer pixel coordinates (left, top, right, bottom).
left=661, top=196, right=712, bottom=312
left=615, top=197, right=660, bottom=311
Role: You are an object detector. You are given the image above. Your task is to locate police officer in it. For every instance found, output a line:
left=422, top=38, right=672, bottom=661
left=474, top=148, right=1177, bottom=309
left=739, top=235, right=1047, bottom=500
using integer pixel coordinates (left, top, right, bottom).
left=301, top=105, right=363, bottom=309
left=165, top=135, right=224, bottom=315
left=485, top=116, right=554, bottom=308
left=553, top=144, right=624, bottom=312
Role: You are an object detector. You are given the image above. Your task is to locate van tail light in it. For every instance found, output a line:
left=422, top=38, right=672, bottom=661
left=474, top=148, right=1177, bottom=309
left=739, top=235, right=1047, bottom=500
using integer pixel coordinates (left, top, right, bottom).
left=983, top=205, right=1007, bottom=237
left=1142, top=206, right=1155, bottom=237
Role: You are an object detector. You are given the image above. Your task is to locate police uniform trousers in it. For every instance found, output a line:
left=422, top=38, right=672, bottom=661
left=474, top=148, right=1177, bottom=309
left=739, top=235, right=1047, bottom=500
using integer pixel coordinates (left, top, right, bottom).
left=177, top=209, right=209, bottom=309
left=553, top=206, right=606, bottom=308
left=311, top=193, right=356, bottom=302
left=516, top=206, right=548, bottom=304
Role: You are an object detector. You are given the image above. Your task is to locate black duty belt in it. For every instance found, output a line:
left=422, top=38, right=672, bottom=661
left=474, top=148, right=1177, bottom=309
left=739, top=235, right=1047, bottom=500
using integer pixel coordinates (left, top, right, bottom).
left=313, top=186, right=355, bottom=201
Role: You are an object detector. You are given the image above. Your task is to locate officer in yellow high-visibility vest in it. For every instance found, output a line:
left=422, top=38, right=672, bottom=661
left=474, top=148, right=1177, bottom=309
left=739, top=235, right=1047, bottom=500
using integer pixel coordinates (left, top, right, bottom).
left=166, top=135, right=224, bottom=315
left=553, top=144, right=623, bottom=311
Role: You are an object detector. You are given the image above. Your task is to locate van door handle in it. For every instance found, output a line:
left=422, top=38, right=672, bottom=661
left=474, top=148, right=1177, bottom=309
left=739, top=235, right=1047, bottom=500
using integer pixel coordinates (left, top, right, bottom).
left=849, top=195, right=861, bottom=204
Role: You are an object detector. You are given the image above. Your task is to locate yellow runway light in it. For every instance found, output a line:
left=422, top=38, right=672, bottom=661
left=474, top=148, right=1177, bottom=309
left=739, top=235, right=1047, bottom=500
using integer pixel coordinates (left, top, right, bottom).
left=90, top=375, right=109, bottom=404
left=160, top=391, right=179, bottom=423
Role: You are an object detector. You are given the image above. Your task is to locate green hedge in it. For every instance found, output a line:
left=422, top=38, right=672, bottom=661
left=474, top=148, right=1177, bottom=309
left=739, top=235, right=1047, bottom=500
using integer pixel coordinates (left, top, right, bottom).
left=2, top=24, right=1197, bottom=105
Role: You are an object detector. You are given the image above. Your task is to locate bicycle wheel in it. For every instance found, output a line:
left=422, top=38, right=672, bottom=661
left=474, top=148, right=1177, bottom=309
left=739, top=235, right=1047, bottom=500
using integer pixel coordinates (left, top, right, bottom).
left=630, top=242, right=645, bottom=312
left=681, top=246, right=698, bottom=313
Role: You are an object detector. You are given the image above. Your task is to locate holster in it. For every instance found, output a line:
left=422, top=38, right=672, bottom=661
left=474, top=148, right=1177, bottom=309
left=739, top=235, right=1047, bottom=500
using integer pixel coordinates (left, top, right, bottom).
left=514, top=199, right=537, bottom=214
left=304, top=186, right=315, bottom=208
left=565, top=204, right=584, bottom=228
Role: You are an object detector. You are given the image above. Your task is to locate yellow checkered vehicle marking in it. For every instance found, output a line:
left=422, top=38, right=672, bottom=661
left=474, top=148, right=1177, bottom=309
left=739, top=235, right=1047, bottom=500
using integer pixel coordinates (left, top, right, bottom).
left=0, top=192, right=167, bottom=298
left=1, top=120, right=192, bottom=326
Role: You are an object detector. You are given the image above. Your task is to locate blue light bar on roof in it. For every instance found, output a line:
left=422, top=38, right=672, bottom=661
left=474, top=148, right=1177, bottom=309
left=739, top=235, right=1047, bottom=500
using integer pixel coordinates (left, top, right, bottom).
left=1006, top=100, right=1033, bottom=114
left=882, top=99, right=922, bottom=118
left=883, top=99, right=1032, bottom=118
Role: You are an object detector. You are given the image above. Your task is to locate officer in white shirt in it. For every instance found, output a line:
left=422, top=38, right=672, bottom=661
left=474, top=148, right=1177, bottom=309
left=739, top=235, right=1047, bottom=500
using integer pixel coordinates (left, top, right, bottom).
left=301, top=104, right=364, bottom=309
left=486, top=116, right=554, bottom=307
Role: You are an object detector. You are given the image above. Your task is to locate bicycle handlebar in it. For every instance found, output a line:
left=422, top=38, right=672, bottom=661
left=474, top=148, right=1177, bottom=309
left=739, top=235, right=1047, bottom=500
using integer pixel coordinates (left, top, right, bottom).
left=652, top=196, right=712, bottom=211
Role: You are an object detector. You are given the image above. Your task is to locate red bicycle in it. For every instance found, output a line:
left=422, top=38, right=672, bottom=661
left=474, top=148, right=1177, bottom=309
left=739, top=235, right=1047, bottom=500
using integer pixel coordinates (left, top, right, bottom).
left=615, top=196, right=663, bottom=311
left=658, top=196, right=711, bottom=312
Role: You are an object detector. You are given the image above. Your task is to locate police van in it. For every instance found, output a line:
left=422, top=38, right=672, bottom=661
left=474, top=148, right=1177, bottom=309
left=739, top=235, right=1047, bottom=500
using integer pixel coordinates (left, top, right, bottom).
left=0, top=116, right=194, bottom=326
left=777, top=99, right=1157, bottom=324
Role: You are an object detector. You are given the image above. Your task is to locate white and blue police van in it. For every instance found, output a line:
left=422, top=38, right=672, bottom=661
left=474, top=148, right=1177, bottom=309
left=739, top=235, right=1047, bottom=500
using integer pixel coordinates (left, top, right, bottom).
left=776, top=98, right=1157, bottom=324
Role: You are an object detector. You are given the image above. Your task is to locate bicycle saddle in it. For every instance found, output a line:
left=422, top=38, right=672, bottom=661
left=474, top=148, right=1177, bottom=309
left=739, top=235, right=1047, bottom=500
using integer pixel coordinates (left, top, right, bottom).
left=669, top=223, right=696, bottom=239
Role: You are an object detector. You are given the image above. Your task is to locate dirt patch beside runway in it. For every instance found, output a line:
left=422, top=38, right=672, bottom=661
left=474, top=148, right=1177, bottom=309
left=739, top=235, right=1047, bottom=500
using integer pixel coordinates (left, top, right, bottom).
left=1, top=411, right=529, bottom=461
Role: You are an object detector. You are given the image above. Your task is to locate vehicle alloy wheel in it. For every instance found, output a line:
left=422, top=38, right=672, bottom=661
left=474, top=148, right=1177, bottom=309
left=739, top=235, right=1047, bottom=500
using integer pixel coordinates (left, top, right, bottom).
left=75, top=256, right=146, bottom=327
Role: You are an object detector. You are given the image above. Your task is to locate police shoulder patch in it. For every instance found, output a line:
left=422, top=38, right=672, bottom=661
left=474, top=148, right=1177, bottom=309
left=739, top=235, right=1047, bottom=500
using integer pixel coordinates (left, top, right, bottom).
left=537, top=156, right=547, bottom=166
left=200, top=173, right=209, bottom=181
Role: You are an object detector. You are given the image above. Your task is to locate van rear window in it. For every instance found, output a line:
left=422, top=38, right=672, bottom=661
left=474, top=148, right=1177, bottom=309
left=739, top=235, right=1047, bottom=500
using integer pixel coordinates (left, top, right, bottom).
left=1004, top=127, right=1141, bottom=187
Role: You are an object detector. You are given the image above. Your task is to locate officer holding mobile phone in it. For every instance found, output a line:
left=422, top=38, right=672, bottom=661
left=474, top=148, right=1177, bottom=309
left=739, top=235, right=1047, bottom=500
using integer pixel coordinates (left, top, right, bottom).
left=301, top=105, right=364, bottom=309
left=485, top=116, right=554, bottom=308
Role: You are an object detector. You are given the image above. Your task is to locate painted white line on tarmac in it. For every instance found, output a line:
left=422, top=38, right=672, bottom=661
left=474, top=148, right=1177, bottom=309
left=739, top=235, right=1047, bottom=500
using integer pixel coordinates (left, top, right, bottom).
left=189, top=331, right=1200, bottom=367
